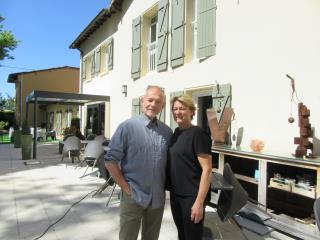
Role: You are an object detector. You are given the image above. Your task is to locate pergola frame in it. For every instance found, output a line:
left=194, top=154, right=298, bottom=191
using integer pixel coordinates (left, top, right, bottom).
left=26, top=90, right=110, bottom=159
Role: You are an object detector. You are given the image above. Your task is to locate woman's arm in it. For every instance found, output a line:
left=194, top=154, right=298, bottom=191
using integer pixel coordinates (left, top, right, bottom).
left=191, top=153, right=212, bottom=223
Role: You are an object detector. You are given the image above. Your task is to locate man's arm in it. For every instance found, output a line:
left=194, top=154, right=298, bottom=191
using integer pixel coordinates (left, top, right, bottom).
left=105, top=162, right=131, bottom=195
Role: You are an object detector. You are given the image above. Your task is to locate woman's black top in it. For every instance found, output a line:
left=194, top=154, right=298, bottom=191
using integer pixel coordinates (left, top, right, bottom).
left=167, top=126, right=211, bottom=198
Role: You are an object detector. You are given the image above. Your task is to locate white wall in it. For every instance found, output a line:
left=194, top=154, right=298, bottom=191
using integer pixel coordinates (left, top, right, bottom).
left=82, top=0, right=320, bottom=156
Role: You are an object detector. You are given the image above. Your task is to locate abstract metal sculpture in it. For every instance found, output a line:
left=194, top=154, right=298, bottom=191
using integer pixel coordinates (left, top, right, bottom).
left=294, top=102, right=315, bottom=158
left=207, top=107, right=234, bottom=145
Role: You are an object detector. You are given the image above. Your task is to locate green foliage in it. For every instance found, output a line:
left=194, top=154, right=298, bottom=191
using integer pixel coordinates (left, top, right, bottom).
left=0, top=15, right=19, bottom=61
left=0, top=110, right=14, bottom=128
left=63, top=126, right=77, bottom=136
left=0, top=93, right=15, bottom=111
left=21, top=119, right=30, bottom=135
left=0, top=121, right=8, bottom=129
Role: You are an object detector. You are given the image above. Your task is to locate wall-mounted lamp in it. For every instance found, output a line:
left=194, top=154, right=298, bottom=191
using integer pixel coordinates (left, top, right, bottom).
left=122, top=85, right=127, bottom=97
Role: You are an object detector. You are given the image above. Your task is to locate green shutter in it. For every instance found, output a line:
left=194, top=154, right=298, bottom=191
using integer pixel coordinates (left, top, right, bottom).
left=107, top=38, right=113, bottom=70
left=82, top=58, right=86, bottom=80
left=91, top=53, right=95, bottom=77
left=169, top=90, right=184, bottom=131
left=171, top=0, right=185, bottom=68
left=211, top=83, right=232, bottom=123
left=131, top=17, right=142, bottom=79
left=132, top=98, right=141, bottom=117
left=95, top=48, right=101, bottom=74
left=157, top=0, right=169, bottom=71
left=197, top=0, right=217, bottom=58
left=157, top=107, right=165, bottom=123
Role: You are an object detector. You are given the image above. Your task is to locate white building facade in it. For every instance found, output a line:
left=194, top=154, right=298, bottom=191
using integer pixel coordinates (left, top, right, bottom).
left=70, top=0, right=320, bottom=156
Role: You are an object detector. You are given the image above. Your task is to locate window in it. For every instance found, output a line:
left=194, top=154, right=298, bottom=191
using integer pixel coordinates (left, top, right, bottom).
left=83, top=55, right=93, bottom=81
left=102, top=38, right=114, bottom=73
left=64, top=110, right=72, bottom=128
left=148, top=16, right=158, bottom=72
left=57, top=112, right=62, bottom=135
left=67, top=111, right=72, bottom=127
left=131, top=0, right=216, bottom=78
left=49, top=112, right=54, bottom=131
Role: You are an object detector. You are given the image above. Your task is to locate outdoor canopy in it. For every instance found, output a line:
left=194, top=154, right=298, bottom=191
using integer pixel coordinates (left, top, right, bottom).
left=26, top=90, right=110, bottom=159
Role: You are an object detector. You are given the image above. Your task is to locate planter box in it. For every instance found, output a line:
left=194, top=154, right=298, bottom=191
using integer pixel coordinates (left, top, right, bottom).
left=13, top=130, right=21, bottom=148
left=21, top=134, right=32, bottom=160
left=292, top=184, right=316, bottom=199
left=269, top=178, right=292, bottom=192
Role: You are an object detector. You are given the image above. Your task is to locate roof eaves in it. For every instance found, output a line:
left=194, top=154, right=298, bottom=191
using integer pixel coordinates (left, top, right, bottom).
left=7, top=66, right=79, bottom=83
left=69, top=0, right=123, bottom=50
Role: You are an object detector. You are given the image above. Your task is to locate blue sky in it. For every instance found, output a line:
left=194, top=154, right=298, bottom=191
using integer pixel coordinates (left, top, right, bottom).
left=0, top=0, right=110, bottom=97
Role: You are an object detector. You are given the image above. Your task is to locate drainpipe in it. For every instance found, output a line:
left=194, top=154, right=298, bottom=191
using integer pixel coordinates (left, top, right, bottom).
left=19, top=76, right=23, bottom=125
left=79, top=49, right=84, bottom=133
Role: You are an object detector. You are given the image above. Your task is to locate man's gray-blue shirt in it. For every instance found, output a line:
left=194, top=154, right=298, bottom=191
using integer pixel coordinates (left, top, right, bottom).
left=105, top=114, right=172, bottom=208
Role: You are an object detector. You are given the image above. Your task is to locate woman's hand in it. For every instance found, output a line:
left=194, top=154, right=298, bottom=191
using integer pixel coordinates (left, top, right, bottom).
left=191, top=201, right=204, bottom=223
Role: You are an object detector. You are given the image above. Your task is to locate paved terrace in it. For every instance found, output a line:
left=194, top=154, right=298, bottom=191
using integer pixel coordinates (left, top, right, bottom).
left=0, top=142, right=296, bottom=240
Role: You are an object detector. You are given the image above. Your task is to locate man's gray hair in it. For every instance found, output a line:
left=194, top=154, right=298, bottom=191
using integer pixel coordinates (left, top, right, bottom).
left=145, top=85, right=165, bottom=94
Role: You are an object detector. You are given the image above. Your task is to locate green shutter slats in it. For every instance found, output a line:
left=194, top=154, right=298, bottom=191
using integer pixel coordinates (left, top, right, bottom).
left=171, top=0, right=185, bottom=68
left=91, top=53, right=95, bottom=77
left=82, top=58, right=86, bottom=80
left=108, top=38, right=113, bottom=70
left=157, top=107, right=165, bottom=123
left=212, top=83, right=232, bottom=123
left=157, top=0, right=169, bottom=71
left=131, top=17, right=142, bottom=79
left=197, top=0, right=217, bottom=58
left=169, top=90, right=184, bottom=130
left=132, top=98, right=141, bottom=117
left=95, top=48, right=101, bottom=74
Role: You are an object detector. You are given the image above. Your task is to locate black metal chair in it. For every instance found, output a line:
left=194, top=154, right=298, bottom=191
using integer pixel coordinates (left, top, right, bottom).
left=210, top=163, right=320, bottom=239
left=313, top=197, right=320, bottom=232
left=208, top=163, right=248, bottom=221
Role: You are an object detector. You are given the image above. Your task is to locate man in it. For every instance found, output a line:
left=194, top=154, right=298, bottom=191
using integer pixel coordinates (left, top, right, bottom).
left=105, top=86, right=172, bottom=240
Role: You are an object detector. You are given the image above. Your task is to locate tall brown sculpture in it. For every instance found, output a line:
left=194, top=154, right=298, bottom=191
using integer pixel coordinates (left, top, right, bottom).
left=294, top=102, right=315, bottom=158
left=207, top=107, right=234, bottom=145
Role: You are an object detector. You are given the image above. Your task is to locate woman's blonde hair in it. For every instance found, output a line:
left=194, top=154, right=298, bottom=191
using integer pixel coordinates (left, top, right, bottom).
left=171, top=94, right=196, bottom=119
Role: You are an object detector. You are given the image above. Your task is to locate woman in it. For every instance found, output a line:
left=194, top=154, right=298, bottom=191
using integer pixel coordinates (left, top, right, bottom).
left=167, top=94, right=212, bottom=240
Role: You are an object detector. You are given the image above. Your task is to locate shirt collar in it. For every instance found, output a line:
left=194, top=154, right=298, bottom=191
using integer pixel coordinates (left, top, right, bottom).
left=139, top=114, right=158, bottom=127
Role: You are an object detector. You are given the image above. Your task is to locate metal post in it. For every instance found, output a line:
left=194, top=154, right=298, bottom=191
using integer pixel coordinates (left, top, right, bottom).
left=26, top=102, right=29, bottom=120
left=33, top=97, right=37, bottom=159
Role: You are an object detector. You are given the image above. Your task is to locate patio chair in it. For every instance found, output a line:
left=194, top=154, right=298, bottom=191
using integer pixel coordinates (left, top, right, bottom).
left=59, top=134, right=74, bottom=154
left=80, top=140, right=104, bottom=178
left=92, top=142, right=117, bottom=206
left=61, top=135, right=81, bottom=164
left=94, top=134, right=106, bottom=143
left=86, top=133, right=96, bottom=140
left=37, top=128, right=46, bottom=141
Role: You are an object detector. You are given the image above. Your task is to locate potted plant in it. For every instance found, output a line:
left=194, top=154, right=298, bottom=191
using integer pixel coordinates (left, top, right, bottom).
left=21, top=119, right=32, bottom=160
left=13, top=121, right=21, bottom=148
